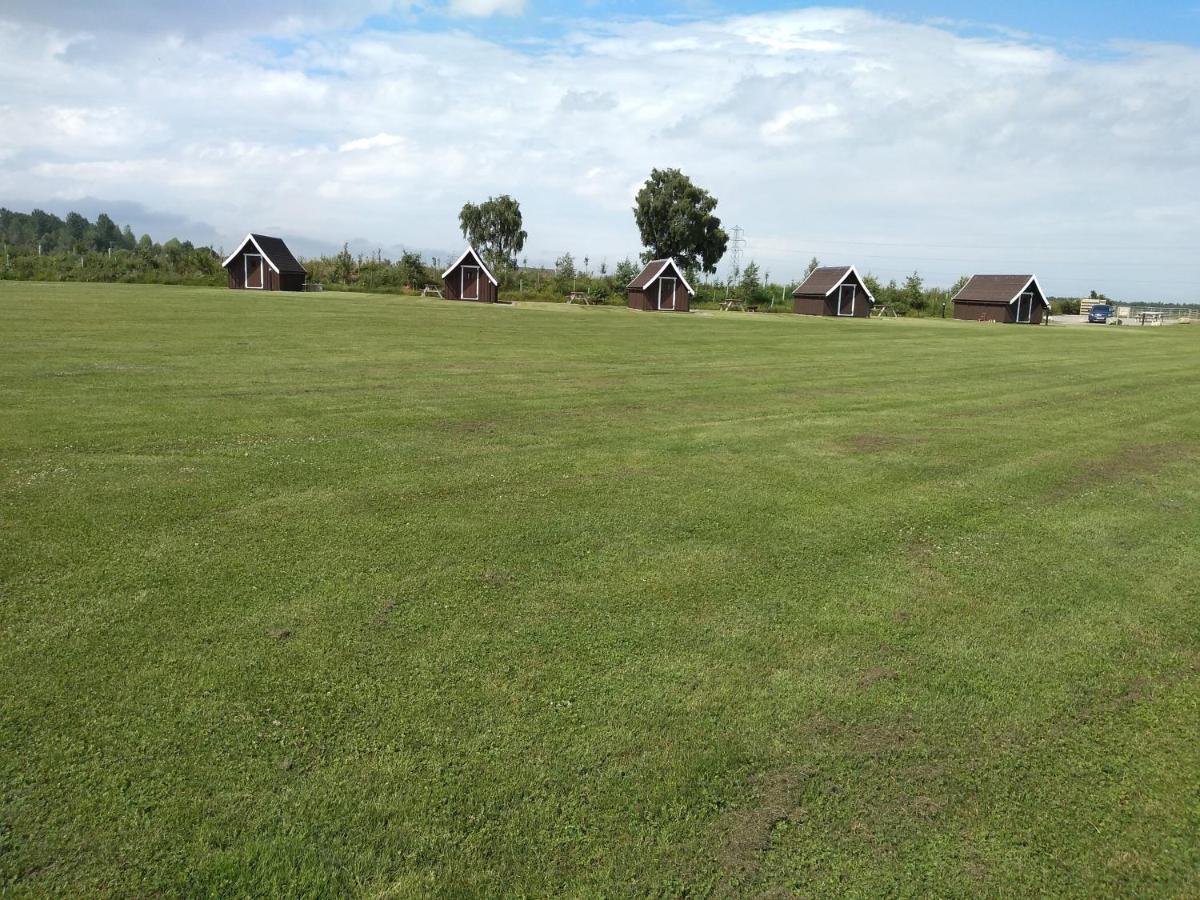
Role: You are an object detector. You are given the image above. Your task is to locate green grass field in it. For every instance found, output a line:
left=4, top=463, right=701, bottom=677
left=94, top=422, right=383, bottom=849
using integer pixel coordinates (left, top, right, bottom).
left=2, top=282, right=1198, bottom=896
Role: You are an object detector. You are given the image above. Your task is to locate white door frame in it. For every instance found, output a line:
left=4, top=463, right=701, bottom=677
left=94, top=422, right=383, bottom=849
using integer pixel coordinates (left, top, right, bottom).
left=658, top=277, right=676, bottom=310
left=461, top=265, right=480, bottom=300
left=1016, top=291, right=1033, bottom=323
left=837, top=284, right=856, bottom=316
left=244, top=252, right=264, bottom=290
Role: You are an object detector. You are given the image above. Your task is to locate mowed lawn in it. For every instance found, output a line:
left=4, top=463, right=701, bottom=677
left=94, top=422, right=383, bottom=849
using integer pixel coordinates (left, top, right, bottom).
left=1, top=282, right=1198, bottom=897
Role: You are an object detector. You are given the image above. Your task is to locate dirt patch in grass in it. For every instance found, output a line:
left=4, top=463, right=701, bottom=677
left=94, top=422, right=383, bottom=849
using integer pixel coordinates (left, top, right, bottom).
left=1068, top=665, right=1196, bottom=729
left=796, top=711, right=922, bottom=759
left=753, top=888, right=797, bottom=900
left=267, top=627, right=293, bottom=642
left=715, top=723, right=944, bottom=892
left=1048, top=441, right=1199, bottom=502
left=838, top=433, right=900, bottom=454
left=963, top=855, right=991, bottom=882
left=481, top=570, right=516, bottom=589
left=906, top=540, right=952, bottom=596
left=580, top=465, right=661, bottom=484
left=1113, top=442, right=1196, bottom=470
left=906, top=540, right=936, bottom=565
left=439, top=418, right=499, bottom=435
left=373, top=599, right=398, bottom=627
left=717, top=769, right=811, bottom=883
left=909, top=794, right=946, bottom=818
left=847, top=720, right=921, bottom=757
left=856, top=667, right=899, bottom=690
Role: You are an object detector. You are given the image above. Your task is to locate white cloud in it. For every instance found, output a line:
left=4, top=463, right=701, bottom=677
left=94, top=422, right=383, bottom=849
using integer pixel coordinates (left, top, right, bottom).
left=0, top=8, right=1197, bottom=299
left=338, top=133, right=407, bottom=152
left=446, top=0, right=526, bottom=17
left=761, top=103, right=842, bottom=142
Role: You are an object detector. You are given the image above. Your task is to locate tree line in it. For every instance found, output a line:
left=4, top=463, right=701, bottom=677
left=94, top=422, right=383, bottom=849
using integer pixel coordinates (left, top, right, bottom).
left=0, top=208, right=224, bottom=285
left=1, top=178, right=1099, bottom=312
left=446, top=171, right=1089, bottom=315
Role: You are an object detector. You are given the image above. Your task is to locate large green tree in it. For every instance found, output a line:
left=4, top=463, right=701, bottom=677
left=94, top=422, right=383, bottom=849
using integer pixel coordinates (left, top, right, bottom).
left=92, top=213, right=122, bottom=252
left=612, top=257, right=638, bottom=288
left=632, top=168, right=728, bottom=274
left=65, top=212, right=90, bottom=251
left=397, top=250, right=431, bottom=289
left=903, top=271, right=926, bottom=310
left=458, top=195, right=527, bottom=273
left=739, top=260, right=770, bottom=305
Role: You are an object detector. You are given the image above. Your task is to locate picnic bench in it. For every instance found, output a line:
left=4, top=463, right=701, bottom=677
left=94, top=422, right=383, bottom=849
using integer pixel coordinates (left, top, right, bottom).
left=420, top=284, right=444, bottom=298
left=720, top=299, right=758, bottom=312
left=566, top=292, right=597, bottom=305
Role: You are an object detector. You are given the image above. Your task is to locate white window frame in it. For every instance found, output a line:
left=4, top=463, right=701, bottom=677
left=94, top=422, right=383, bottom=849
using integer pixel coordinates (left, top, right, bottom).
left=658, top=277, right=677, bottom=311
left=837, top=284, right=856, bottom=316
left=244, top=252, right=264, bottom=290
left=461, top=265, right=480, bottom=300
left=1016, top=291, right=1033, bottom=323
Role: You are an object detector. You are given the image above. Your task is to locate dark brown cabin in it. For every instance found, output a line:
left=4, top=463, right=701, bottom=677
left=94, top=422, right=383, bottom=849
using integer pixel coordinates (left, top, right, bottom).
left=953, top=275, right=1048, bottom=324
left=441, top=246, right=499, bottom=303
left=627, top=258, right=695, bottom=312
left=222, top=233, right=307, bottom=291
left=792, top=266, right=874, bottom=317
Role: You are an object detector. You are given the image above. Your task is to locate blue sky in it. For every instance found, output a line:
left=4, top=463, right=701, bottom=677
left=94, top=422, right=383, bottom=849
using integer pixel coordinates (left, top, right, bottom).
left=385, top=0, right=1200, bottom=46
left=866, top=0, right=1200, bottom=43
left=1, top=1, right=1198, bottom=299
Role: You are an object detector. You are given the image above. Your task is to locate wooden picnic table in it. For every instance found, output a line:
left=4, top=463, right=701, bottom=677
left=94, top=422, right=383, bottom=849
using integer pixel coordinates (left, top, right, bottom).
left=720, top=299, right=757, bottom=312
left=566, top=292, right=596, bottom=305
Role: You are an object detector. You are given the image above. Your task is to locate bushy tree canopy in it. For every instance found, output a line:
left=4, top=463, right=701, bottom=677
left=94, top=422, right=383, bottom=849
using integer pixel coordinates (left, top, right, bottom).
left=612, top=257, right=638, bottom=288
left=903, top=271, right=926, bottom=309
left=458, top=195, right=527, bottom=273
left=632, top=168, right=728, bottom=274
left=554, top=252, right=576, bottom=280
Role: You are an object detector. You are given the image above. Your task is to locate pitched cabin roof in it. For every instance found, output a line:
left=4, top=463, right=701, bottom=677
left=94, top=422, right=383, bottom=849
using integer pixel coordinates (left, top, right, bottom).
left=627, top=258, right=695, bottom=295
left=953, top=275, right=1049, bottom=308
left=792, top=265, right=875, bottom=302
left=440, top=246, right=498, bottom=285
left=221, top=233, right=307, bottom=275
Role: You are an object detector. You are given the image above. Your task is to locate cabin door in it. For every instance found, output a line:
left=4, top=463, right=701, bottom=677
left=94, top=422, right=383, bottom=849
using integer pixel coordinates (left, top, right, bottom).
left=1016, top=292, right=1033, bottom=323
left=658, top=277, right=676, bottom=310
left=837, top=284, right=856, bottom=316
left=245, top=253, right=264, bottom=289
left=461, top=266, right=480, bottom=300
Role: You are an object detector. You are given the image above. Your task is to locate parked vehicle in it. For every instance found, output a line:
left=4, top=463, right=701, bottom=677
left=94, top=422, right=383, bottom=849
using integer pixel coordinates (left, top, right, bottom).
left=1088, top=304, right=1113, bottom=323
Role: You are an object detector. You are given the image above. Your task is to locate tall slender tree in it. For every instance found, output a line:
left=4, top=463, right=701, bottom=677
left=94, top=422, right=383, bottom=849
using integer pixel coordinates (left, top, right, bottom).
left=458, top=195, right=527, bottom=273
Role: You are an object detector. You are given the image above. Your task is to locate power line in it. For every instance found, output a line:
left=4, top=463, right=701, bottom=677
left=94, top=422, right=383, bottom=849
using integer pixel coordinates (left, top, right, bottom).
left=756, top=235, right=1200, bottom=254
left=809, top=252, right=1191, bottom=270
left=729, top=225, right=745, bottom=282
left=757, top=244, right=1200, bottom=272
